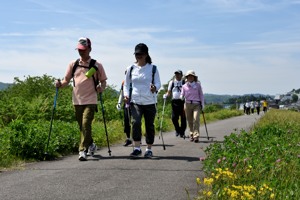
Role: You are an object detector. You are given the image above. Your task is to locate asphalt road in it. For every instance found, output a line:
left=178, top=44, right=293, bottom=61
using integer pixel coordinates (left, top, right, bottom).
left=0, top=114, right=262, bottom=200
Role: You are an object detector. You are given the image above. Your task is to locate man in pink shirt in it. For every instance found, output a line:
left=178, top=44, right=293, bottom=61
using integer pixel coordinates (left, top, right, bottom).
left=55, top=37, right=107, bottom=161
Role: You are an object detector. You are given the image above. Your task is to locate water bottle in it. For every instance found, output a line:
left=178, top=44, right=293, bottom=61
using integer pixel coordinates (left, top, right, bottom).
left=85, top=65, right=98, bottom=78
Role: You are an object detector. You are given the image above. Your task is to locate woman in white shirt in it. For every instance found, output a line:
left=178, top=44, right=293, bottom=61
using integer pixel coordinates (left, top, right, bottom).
left=123, top=43, right=161, bottom=158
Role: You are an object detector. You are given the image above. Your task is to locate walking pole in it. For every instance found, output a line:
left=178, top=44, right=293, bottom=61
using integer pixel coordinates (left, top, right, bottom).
left=99, top=93, right=112, bottom=156
left=117, top=85, right=124, bottom=126
left=201, top=110, right=209, bottom=140
left=159, top=98, right=167, bottom=150
left=44, top=86, right=59, bottom=159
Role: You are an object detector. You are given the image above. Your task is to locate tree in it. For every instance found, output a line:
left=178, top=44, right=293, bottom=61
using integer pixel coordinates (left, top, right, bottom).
left=292, top=94, right=298, bottom=103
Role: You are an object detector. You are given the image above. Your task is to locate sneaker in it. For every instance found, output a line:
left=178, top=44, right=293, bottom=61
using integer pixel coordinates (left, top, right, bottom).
left=194, top=138, right=199, bottom=143
left=144, top=150, right=153, bottom=158
left=130, top=149, right=142, bottom=157
left=87, top=143, right=97, bottom=156
left=79, top=151, right=87, bottom=161
left=175, top=132, right=180, bottom=137
left=123, top=139, right=132, bottom=147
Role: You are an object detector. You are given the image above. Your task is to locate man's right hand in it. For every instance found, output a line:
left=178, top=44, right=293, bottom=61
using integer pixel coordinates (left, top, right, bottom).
left=55, top=79, right=62, bottom=88
left=163, top=94, right=168, bottom=99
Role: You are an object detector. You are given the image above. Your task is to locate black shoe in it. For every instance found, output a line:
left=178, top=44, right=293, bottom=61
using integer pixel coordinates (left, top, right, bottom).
left=123, top=139, right=132, bottom=146
left=175, top=132, right=179, bottom=137
left=144, top=150, right=153, bottom=158
left=130, top=149, right=142, bottom=157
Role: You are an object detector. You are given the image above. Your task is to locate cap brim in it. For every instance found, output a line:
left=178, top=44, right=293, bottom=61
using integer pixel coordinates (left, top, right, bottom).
left=76, top=44, right=87, bottom=50
left=185, top=74, right=196, bottom=77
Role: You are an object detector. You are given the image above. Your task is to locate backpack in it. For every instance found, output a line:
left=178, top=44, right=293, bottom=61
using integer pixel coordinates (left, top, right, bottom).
left=128, top=64, right=157, bottom=99
left=170, top=79, right=185, bottom=93
left=72, top=59, right=98, bottom=91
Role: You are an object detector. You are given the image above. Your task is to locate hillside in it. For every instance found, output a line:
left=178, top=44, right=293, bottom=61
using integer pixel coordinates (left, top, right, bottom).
left=0, top=82, right=12, bottom=90
left=204, top=93, right=239, bottom=104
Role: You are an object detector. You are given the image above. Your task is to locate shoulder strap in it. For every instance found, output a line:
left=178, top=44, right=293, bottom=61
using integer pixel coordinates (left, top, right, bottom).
left=152, top=65, right=156, bottom=85
left=170, top=81, right=174, bottom=91
left=72, top=59, right=98, bottom=91
left=152, top=65, right=158, bottom=93
left=72, top=59, right=80, bottom=87
left=89, top=59, right=98, bottom=91
left=128, top=65, right=134, bottom=100
left=171, top=79, right=185, bottom=92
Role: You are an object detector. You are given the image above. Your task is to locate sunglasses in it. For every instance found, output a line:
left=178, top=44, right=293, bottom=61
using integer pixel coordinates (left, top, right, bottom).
left=135, top=53, right=146, bottom=56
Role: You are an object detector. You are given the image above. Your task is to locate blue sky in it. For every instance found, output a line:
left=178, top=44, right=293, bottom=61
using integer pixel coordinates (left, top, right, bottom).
left=1, top=0, right=299, bottom=95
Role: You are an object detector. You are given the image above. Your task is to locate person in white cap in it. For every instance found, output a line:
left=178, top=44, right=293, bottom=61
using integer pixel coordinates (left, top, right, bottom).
left=163, top=70, right=187, bottom=138
left=180, top=70, right=204, bottom=143
left=55, top=37, right=107, bottom=161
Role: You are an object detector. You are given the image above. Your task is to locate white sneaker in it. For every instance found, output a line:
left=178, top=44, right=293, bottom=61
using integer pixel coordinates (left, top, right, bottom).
left=79, top=151, right=87, bottom=161
left=87, top=143, right=97, bottom=156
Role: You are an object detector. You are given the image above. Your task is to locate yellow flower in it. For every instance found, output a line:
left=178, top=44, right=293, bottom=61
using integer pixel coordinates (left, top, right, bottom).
left=204, top=177, right=214, bottom=185
left=270, top=193, right=275, bottom=199
left=196, top=177, right=201, bottom=185
left=246, top=169, right=251, bottom=173
left=230, top=190, right=239, bottom=198
left=203, top=190, right=212, bottom=197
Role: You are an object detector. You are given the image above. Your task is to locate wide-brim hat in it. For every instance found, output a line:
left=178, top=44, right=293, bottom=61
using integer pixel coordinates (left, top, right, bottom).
left=185, top=70, right=197, bottom=78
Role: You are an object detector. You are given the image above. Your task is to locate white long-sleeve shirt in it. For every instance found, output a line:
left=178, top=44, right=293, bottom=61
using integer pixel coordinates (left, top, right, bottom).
left=123, top=63, right=161, bottom=105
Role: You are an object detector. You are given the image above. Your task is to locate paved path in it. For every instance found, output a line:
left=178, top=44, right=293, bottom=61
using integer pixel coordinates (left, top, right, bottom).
left=0, top=114, right=261, bottom=200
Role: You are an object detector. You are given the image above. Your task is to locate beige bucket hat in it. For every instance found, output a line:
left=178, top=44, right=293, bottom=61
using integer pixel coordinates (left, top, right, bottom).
left=185, top=70, right=197, bottom=78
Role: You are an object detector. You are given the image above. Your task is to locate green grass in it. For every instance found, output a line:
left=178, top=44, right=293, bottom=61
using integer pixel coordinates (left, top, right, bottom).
left=0, top=108, right=242, bottom=170
left=194, top=109, right=300, bottom=199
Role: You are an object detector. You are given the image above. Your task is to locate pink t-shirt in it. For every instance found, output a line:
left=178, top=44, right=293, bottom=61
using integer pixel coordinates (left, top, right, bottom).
left=64, top=58, right=107, bottom=105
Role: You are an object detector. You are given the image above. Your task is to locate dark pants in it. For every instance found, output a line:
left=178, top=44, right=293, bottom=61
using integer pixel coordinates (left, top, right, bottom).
left=130, top=103, right=156, bottom=145
left=246, top=107, right=250, bottom=115
left=256, top=107, right=260, bottom=115
left=123, top=105, right=131, bottom=138
left=74, top=104, right=97, bottom=152
left=171, top=99, right=186, bottom=136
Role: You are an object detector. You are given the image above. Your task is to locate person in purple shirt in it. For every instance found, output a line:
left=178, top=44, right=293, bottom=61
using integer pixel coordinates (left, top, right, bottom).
left=180, top=70, right=204, bottom=143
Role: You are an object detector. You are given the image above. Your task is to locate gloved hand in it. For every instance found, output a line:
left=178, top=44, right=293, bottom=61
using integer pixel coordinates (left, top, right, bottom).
left=163, top=94, right=168, bottom=99
left=179, top=95, right=185, bottom=101
left=116, top=103, right=122, bottom=111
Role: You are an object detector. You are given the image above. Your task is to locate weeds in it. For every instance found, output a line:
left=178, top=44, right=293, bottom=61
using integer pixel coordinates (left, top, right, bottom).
left=194, top=110, right=300, bottom=199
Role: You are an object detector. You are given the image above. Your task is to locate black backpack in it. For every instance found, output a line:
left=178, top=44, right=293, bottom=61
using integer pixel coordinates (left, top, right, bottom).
left=170, top=79, right=185, bottom=92
left=72, top=59, right=98, bottom=91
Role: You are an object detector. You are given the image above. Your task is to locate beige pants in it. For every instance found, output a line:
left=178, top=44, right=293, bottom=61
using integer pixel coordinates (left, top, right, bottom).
left=74, top=104, right=97, bottom=152
left=184, top=103, right=201, bottom=139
